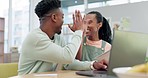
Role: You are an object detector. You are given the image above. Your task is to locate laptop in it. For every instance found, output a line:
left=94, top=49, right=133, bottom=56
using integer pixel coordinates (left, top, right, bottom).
left=76, top=30, right=148, bottom=77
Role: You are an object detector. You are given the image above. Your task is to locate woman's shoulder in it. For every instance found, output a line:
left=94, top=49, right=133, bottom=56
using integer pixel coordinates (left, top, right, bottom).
left=102, top=40, right=111, bottom=46
left=102, top=40, right=112, bottom=52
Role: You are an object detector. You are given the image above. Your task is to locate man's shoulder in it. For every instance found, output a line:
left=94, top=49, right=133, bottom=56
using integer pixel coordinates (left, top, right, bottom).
left=54, top=34, right=66, bottom=46
left=29, top=28, right=46, bottom=37
left=24, top=28, right=47, bottom=43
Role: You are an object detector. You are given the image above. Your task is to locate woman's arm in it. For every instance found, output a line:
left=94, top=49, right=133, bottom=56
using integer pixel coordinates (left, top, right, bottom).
left=75, top=42, right=83, bottom=60
left=75, top=31, right=86, bottom=60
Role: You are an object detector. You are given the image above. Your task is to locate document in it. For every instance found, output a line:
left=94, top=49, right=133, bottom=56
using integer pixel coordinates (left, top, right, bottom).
left=34, top=74, right=57, bottom=77
left=95, top=51, right=110, bottom=62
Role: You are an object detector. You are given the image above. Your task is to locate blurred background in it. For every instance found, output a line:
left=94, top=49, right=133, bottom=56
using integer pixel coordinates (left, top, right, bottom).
left=0, top=0, right=148, bottom=63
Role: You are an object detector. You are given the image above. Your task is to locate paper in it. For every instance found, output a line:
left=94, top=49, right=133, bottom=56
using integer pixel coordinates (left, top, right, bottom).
left=95, top=51, right=110, bottom=62
left=34, top=74, right=57, bottom=77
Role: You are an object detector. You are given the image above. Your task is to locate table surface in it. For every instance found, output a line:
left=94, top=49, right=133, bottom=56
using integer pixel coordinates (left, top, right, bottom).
left=9, top=70, right=118, bottom=78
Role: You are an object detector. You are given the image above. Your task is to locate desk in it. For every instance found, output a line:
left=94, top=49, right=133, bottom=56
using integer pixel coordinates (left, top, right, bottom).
left=9, top=70, right=118, bottom=78
left=9, top=70, right=88, bottom=78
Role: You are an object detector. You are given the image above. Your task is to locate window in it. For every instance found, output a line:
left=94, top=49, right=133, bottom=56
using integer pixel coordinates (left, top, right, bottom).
left=0, top=0, right=9, bottom=53
left=106, top=0, right=128, bottom=6
left=11, top=0, right=29, bottom=52
left=0, top=0, right=29, bottom=53
left=68, top=5, right=84, bottom=13
left=88, top=2, right=106, bottom=8
left=130, top=0, right=148, bottom=3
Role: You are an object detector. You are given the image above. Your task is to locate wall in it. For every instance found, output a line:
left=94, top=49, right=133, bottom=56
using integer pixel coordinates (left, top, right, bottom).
left=86, top=1, right=148, bottom=33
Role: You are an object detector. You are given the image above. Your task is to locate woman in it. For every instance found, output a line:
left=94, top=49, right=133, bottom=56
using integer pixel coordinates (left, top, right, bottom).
left=64, top=11, right=112, bottom=70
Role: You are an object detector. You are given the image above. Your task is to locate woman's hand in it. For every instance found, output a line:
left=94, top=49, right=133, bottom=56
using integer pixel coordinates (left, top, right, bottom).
left=68, top=10, right=85, bottom=32
left=93, top=59, right=108, bottom=70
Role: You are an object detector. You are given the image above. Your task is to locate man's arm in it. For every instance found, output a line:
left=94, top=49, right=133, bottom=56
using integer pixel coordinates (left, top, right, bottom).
left=26, top=30, right=83, bottom=64
left=63, top=59, right=92, bottom=70
left=63, top=59, right=108, bottom=70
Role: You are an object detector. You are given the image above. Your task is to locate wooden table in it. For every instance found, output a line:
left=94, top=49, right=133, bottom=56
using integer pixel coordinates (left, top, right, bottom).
left=9, top=70, right=88, bottom=78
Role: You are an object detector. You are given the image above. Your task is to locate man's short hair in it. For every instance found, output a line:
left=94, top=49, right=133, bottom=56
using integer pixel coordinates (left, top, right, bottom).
left=35, top=0, right=61, bottom=19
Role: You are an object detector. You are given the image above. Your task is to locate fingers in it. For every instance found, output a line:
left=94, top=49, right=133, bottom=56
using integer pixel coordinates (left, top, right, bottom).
left=69, top=13, right=76, bottom=32
left=93, top=61, right=108, bottom=70
left=68, top=24, right=75, bottom=32
left=74, top=10, right=83, bottom=21
left=100, top=59, right=108, bottom=70
left=72, top=14, right=75, bottom=23
left=98, top=62, right=107, bottom=69
left=82, top=15, right=85, bottom=22
left=70, top=10, right=84, bottom=31
left=68, top=24, right=72, bottom=29
left=78, top=10, right=83, bottom=22
left=75, top=10, right=78, bottom=22
left=75, top=10, right=82, bottom=23
left=102, top=59, right=108, bottom=66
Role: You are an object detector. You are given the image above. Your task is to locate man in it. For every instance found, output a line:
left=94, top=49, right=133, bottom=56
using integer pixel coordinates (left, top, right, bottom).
left=18, top=0, right=85, bottom=75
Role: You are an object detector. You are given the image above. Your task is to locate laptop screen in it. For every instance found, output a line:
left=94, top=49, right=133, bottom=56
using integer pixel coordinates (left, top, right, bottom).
left=107, top=30, right=148, bottom=76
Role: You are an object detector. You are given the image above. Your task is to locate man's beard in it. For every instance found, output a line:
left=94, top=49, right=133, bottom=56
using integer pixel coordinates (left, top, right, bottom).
left=57, top=31, right=61, bottom=35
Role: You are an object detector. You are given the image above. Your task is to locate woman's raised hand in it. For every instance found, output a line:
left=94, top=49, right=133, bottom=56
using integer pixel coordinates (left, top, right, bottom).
left=68, top=10, right=85, bottom=32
